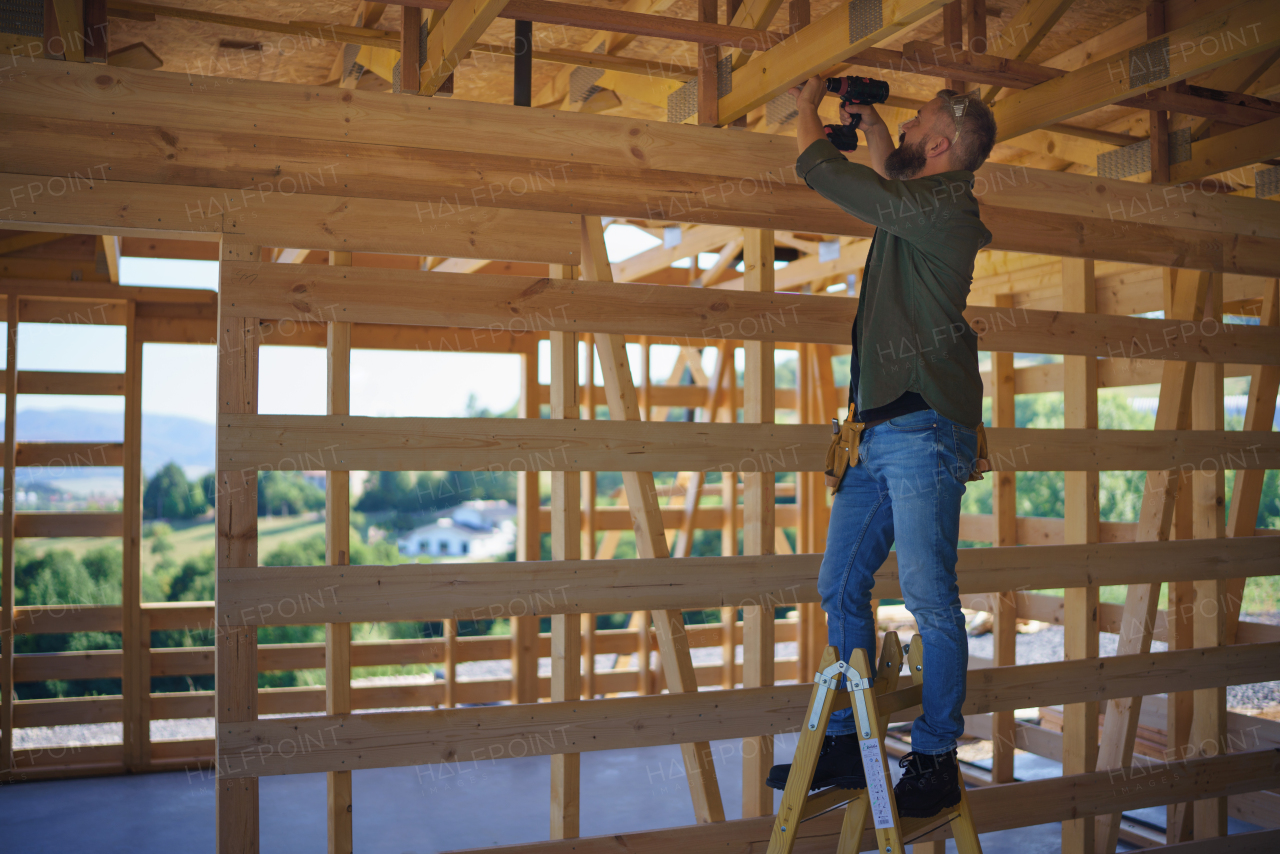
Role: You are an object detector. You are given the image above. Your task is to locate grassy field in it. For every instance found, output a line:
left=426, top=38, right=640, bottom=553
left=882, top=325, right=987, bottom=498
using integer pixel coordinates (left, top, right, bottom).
left=30, top=513, right=327, bottom=578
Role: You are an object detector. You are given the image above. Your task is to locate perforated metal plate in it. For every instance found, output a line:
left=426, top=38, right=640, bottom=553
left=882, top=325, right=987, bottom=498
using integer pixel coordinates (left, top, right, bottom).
left=569, top=43, right=607, bottom=104
left=849, top=0, right=883, bottom=44
left=667, top=78, right=698, bottom=123
left=765, top=95, right=798, bottom=128
left=717, top=54, right=733, bottom=98
left=1257, top=165, right=1280, bottom=200
left=391, top=58, right=402, bottom=93
left=0, top=0, right=43, bottom=38
left=1129, top=37, right=1170, bottom=89
left=1096, top=127, right=1190, bottom=179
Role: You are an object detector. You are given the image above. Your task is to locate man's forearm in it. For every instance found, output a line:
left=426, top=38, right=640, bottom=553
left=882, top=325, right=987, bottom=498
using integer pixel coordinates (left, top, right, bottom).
left=796, top=102, right=827, bottom=154
left=862, top=123, right=894, bottom=179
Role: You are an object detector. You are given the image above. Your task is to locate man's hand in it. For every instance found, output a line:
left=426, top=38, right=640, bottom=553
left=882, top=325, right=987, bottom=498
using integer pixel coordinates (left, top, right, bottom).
left=788, top=76, right=825, bottom=110
left=842, top=102, right=884, bottom=130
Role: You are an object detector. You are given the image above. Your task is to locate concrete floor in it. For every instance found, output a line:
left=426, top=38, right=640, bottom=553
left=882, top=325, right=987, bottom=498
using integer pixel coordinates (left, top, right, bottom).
left=0, top=732, right=1261, bottom=852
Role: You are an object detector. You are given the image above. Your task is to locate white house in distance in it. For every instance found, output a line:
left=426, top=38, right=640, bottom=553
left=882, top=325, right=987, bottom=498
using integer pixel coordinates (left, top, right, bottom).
left=396, top=500, right=517, bottom=559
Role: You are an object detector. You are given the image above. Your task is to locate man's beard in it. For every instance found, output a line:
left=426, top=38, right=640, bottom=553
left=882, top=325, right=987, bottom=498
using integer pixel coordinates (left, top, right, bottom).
left=885, top=134, right=928, bottom=180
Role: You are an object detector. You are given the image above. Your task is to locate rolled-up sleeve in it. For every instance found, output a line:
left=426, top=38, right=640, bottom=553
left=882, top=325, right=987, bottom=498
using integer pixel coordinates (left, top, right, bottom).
left=797, top=139, right=952, bottom=243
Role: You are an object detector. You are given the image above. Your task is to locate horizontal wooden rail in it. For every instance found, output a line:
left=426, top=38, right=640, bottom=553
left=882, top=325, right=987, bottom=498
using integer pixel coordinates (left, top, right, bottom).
left=16, top=656, right=805, bottom=729
left=5, top=61, right=1280, bottom=273
left=221, top=261, right=1280, bottom=365
left=218, top=536, right=1278, bottom=626
left=0, top=171, right=579, bottom=264
left=536, top=504, right=799, bottom=532
left=453, top=749, right=1280, bottom=853
left=11, top=620, right=798, bottom=682
left=217, top=416, right=1280, bottom=474
left=14, top=512, right=123, bottom=538
left=15, top=442, right=123, bottom=467
left=0, top=370, right=126, bottom=395
left=214, top=641, right=1280, bottom=777
left=14, top=601, right=213, bottom=635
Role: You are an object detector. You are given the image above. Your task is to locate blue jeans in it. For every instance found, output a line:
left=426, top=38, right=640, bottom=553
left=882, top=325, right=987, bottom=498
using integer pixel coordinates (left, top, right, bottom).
left=817, top=408, right=978, bottom=754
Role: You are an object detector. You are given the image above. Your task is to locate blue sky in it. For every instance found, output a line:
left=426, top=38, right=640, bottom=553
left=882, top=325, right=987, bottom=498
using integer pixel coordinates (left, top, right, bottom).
left=10, top=224, right=753, bottom=426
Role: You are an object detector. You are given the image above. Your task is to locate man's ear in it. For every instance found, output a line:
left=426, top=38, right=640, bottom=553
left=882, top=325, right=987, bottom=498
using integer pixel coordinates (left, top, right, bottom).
left=925, top=133, right=952, bottom=160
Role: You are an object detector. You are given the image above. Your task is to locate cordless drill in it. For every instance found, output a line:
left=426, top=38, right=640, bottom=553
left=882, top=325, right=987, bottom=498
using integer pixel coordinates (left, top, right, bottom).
left=823, top=76, right=890, bottom=152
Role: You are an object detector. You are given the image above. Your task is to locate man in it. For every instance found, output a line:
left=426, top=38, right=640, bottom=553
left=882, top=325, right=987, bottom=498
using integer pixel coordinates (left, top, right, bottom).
left=765, top=77, right=996, bottom=819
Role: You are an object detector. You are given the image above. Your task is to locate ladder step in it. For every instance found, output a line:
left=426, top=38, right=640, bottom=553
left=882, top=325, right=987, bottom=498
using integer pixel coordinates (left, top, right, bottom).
left=799, top=785, right=860, bottom=820
left=900, top=806, right=965, bottom=841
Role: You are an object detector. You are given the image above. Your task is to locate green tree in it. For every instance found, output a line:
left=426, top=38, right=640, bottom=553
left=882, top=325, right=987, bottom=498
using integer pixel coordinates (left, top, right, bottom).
left=143, top=462, right=209, bottom=520
left=167, top=551, right=215, bottom=602
left=257, top=470, right=326, bottom=516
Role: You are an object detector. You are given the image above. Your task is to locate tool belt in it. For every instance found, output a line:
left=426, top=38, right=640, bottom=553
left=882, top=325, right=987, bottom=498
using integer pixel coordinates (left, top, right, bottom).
left=823, top=402, right=991, bottom=493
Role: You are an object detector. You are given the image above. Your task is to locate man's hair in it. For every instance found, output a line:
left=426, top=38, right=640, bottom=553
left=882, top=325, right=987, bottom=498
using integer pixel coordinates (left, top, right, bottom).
left=935, top=89, right=997, bottom=173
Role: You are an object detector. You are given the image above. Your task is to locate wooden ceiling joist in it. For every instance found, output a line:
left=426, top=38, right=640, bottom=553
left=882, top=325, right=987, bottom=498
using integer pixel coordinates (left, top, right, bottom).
left=718, top=0, right=950, bottom=124
left=993, top=0, right=1280, bottom=141
left=4, top=60, right=1280, bottom=276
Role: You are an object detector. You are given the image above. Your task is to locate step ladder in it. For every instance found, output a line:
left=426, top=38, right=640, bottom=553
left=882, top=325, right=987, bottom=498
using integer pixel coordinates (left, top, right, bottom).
left=767, top=633, right=983, bottom=854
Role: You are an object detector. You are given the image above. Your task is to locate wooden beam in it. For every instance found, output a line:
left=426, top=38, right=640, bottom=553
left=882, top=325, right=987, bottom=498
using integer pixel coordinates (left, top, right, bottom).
left=993, top=0, right=1280, bottom=142
left=982, top=0, right=1078, bottom=102
left=214, top=242, right=261, bottom=854
left=697, top=0, right=719, bottom=126
left=740, top=228, right=775, bottom=819
left=404, top=0, right=787, bottom=48
left=106, top=1, right=399, bottom=50
left=531, top=0, right=678, bottom=108
left=400, top=4, right=422, bottom=94
left=718, top=0, right=949, bottom=124
left=548, top=259, right=581, bottom=839
left=324, top=253, right=353, bottom=854
left=8, top=61, right=1280, bottom=273
left=218, top=262, right=1280, bottom=364
left=1060, top=257, right=1099, bottom=854
left=513, top=346, right=540, bottom=706
left=213, top=647, right=1280, bottom=776
left=122, top=298, right=147, bottom=773
left=990, top=292, right=1017, bottom=785
left=0, top=294, right=16, bottom=772
left=1169, top=115, right=1280, bottom=183
left=217, top=535, right=1279, bottom=629
left=420, top=0, right=512, bottom=95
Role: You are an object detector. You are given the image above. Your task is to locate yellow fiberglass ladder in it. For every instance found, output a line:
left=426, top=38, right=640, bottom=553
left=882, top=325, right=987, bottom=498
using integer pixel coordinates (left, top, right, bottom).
left=766, top=633, right=983, bottom=854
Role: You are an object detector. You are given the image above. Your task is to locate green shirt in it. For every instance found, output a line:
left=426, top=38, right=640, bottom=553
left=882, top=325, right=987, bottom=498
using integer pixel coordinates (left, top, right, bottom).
left=796, top=139, right=992, bottom=428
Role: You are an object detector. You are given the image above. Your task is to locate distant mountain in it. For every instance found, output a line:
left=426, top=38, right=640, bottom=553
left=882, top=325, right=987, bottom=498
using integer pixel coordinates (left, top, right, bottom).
left=3, top=409, right=214, bottom=478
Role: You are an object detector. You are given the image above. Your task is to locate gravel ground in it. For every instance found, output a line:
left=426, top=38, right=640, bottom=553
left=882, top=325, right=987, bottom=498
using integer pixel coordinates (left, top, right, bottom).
left=18, top=619, right=1278, bottom=749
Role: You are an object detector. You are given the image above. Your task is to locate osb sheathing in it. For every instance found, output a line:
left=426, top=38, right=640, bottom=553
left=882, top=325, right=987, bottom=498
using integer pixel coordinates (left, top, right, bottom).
left=106, top=0, right=1146, bottom=108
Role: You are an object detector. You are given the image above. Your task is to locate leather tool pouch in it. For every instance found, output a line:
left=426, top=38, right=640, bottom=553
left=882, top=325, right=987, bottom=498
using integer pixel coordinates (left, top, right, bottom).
left=823, top=402, right=866, bottom=494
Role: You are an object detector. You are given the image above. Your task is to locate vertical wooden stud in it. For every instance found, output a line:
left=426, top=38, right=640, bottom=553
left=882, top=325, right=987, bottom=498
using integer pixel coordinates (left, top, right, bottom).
left=513, top=347, right=541, bottom=704
left=400, top=5, right=421, bottom=93
left=216, top=241, right=262, bottom=854
left=1062, top=258, right=1099, bottom=854
left=1191, top=274, right=1227, bottom=839
left=741, top=229, right=776, bottom=819
left=324, top=251, right=353, bottom=854
left=548, top=278, right=581, bottom=837
left=990, top=292, right=1018, bottom=784
left=0, top=294, right=17, bottom=772
left=123, top=299, right=148, bottom=772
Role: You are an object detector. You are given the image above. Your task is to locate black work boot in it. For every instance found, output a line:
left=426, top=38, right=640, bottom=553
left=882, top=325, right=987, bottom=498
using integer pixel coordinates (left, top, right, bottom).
left=892, top=750, right=962, bottom=818
left=766, top=733, right=867, bottom=791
